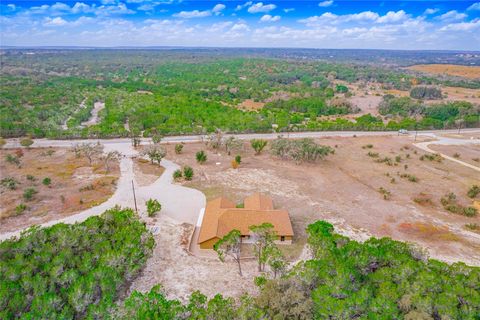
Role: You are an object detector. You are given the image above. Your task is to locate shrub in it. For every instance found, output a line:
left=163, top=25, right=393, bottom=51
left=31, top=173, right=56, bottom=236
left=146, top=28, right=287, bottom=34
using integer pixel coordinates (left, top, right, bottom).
left=419, top=153, right=442, bottom=162
left=183, top=166, right=194, bottom=180
left=1, top=177, right=19, bottom=190
left=175, top=144, right=184, bottom=154
left=378, top=187, right=391, bottom=200
left=235, top=155, right=242, bottom=164
left=23, top=187, right=38, bottom=201
left=5, top=154, right=20, bottom=166
left=400, top=173, right=418, bottom=182
left=26, top=174, right=36, bottom=181
left=453, top=153, right=461, bottom=158
left=395, top=155, right=402, bottom=163
left=270, top=138, right=333, bottom=163
left=362, top=144, right=373, bottom=149
left=410, top=86, right=442, bottom=100
left=19, top=137, right=34, bottom=148
left=465, top=223, right=479, bottom=231
left=231, top=160, right=239, bottom=169
left=367, top=151, right=379, bottom=158
left=146, top=199, right=162, bottom=217
left=467, top=185, right=480, bottom=198
left=42, top=177, right=51, bottom=186
left=196, top=150, right=207, bottom=164
left=15, top=203, right=27, bottom=215
left=251, top=139, right=268, bottom=155
left=173, top=169, right=183, bottom=180
left=0, top=137, right=6, bottom=148
left=463, top=207, right=478, bottom=217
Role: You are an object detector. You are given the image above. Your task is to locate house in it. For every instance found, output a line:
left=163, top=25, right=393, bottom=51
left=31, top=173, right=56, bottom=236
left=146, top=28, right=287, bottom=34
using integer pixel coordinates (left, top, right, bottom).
left=197, top=193, right=294, bottom=249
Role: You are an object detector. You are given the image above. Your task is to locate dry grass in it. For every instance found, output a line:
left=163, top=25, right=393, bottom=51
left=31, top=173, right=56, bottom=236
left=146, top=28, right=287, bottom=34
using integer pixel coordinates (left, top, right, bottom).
left=398, top=222, right=459, bottom=242
left=0, top=148, right=119, bottom=233
left=236, top=99, right=265, bottom=111
left=407, top=64, right=480, bottom=79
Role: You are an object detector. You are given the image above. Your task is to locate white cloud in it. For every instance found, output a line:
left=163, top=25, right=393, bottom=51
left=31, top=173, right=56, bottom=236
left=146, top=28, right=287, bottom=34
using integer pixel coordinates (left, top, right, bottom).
left=424, top=8, right=439, bottom=15
left=440, top=18, right=480, bottom=31
left=376, top=10, right=408, bottom=23
left=235, top=1, right=252, bottom=11
left=212, top=4, right=226, bottom=15
left=318, top=1, right=333, bottom=8
left=174, top=9, right=211, bottom=18
left=438, top=10, right=467, bottom=21
left=231, top=23, right=250, bottom=31
left=174, top=4, right=225, bottom=19
left=283, top=8, right=294, bottom=13
left=260, top=14, right=281, bottom=22
left=467, top=2, right=480, bottom=11
left=247, top=2, right=276, bottom=13
left=43, top=17, right=68, bottom=26
left=72, top=2, right=93, bottom=14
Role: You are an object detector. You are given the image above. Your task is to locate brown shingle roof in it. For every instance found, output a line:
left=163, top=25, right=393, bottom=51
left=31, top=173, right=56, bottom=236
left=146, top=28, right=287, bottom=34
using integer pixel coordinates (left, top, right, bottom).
left=244, top=193, right=274, bottom=210
left=198, top=194, right=294, bottom=245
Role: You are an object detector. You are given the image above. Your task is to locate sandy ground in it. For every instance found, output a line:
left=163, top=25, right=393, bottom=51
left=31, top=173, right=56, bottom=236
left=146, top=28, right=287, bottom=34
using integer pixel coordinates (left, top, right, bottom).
left=429, top=144, right=480, bottom=167
left=165, top=135, right=480, bottom=266
left=236, top=99, right=265, bottom=111
left=81, top=101, right=105, bottom=127
left=128, top=214, right=260, bottom=301
left=406, top=64, right=480, bottom=80
left=0, top=148, right=119, bottom=234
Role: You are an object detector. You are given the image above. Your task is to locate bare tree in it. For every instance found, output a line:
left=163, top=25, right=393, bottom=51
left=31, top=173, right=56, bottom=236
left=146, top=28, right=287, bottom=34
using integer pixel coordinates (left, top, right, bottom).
left=250, top=223, right=276, bottom=272
left=100, top=151, right=122, bottom=173
left=224, top=136, right=243, bottom=155
left=206, top=128, right=224, bottom=150
left=214, top=229, right=243, bottom=276
left=75, top=142, right=104, bottom=165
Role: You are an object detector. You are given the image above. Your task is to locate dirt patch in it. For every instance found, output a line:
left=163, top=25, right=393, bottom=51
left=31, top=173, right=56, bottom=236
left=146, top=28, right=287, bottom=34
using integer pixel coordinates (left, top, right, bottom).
left=406, top=64, right=480, bottom=80
left=133, top=158, right=165, bottom=186
left=236, top=99, right=264, bottom=111
left=429, top=144, right=480, bottom=167
left=128, top=215, right=259, bottom=302
left=0, top=148, right=119, bottom=233
left=164, top=136, right=480, bottom=266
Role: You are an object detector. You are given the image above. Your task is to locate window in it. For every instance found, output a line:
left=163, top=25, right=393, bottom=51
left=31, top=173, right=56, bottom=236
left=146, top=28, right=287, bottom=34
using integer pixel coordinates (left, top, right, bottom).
left=280, top=236, right=285, bottom=241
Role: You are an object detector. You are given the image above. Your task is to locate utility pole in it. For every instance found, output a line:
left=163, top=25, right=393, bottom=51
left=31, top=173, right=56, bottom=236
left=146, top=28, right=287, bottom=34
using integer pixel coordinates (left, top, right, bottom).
left=131, top=180, right=138, bottom=213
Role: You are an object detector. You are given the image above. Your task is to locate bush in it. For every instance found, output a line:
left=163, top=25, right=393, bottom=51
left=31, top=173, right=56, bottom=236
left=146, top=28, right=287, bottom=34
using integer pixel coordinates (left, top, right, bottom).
left=0, top=137, right=6, bottom=148
left=362, top=144, right=373, bottom=149
left=42, top=177, right=51, bottom=186
left=146, top=199, right=162, bottom=217
left=463, top=207, right=478, bottom=217
left=378, top=187, right=391, bottom=200
left=26, top=174, right=36, bottom=181
left=410, top=86, right=442, bottom=100
left=175, top=144, right=183, bottom=154
left=467, top=185, right=480, bottom=198
left=173, top=169, right=183, bottom=180
left=235, top=155, right=242, bottom=164
left=15, top=203, right=27, bottom=215
left=23, top=187, right=38, bottom=201
left=19, top=137, right=34, bottom=148
left=5, top=154, right=20, bottom=166
left=251, top=139, right=268, bottom=155
left=231, top=160, right=239, bottom=169
left=1, top=177, right=19, bottom=190
left=183, top=166, right=194, bottom=180
left=196, top=150, right=207, bottom=164
left=270, top=138, right=333, bottom=163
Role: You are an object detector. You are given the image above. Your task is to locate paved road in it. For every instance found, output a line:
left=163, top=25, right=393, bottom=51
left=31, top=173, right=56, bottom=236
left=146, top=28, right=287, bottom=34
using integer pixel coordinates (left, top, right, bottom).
left=4, top=128, right=480, bottom=149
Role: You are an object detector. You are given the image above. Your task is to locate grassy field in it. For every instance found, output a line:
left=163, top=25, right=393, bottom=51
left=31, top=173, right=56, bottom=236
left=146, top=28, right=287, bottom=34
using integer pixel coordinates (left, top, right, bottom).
left=407, top=64, right=480, bottom=79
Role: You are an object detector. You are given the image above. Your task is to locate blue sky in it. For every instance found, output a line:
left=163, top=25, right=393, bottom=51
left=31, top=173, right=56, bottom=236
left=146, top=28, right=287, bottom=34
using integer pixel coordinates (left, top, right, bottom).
left=1, top=1, right=479, bottom=50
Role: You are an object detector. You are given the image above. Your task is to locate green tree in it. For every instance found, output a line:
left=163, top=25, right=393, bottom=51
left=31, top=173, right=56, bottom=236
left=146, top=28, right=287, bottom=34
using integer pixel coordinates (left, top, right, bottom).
left=174, top=144, right=183, bottom=154
left=196, top=150, right=207, bottom=164
left=146, top=199, right=161, bottom=217
left=214, top=229, right=243, bottom=276
left=250, top=223, right=277, bottom=272
left=251, top=139, right=268, bottom=155
left=141, top=145, right=166, bottom=166
left=183, top=166, right=194, bottom=180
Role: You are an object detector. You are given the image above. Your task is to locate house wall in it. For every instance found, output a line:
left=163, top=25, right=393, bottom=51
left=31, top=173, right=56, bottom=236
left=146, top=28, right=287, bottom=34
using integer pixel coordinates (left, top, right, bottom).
left=199, top=237, right=220, bottom=249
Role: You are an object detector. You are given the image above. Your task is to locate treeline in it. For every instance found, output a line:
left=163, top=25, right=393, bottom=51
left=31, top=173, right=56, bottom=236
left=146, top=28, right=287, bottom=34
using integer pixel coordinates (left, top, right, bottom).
left=2, top=211, right=479, bottom=319
left=0, top=207, right=154, bottom=319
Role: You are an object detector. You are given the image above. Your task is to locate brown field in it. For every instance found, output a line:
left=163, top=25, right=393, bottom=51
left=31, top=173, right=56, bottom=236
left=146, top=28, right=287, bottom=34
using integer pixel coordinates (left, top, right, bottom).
left=164, top=136, right=480, bottom=266
left=0, top=148, right=119, bottom=234
left=133, top=158, right=165, bottom=186
left=407, top=64, right=480, bottom=79
left=429, top=144, right=480, bottom=167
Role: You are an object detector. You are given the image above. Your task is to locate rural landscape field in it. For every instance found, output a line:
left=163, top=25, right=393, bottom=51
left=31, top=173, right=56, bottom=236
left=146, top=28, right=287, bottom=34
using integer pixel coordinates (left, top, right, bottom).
left=1, top=0, right=480, bottom=319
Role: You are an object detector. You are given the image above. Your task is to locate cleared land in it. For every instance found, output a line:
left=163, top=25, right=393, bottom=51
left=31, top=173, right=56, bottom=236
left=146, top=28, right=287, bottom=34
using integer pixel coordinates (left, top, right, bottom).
left=429, top=143, right=480, bottom=167
left=407, top=64, right=480, bottom=79
left=0, top=148, right=119, bottom=234
left=165, top=136, right=480, bottom=267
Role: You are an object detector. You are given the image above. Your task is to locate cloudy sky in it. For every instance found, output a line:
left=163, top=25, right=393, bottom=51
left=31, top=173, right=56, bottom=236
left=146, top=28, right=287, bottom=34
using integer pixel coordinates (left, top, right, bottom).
left=1, top=1, right=480, bottom=50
